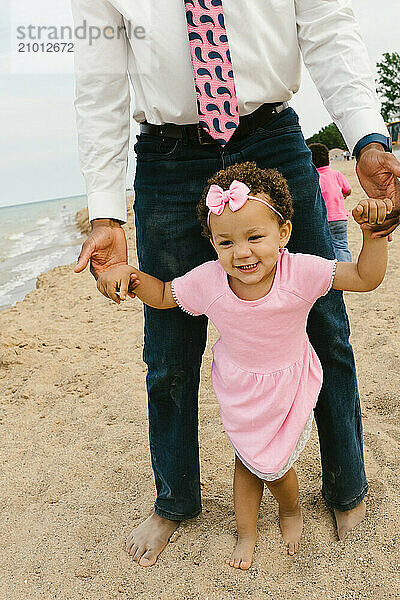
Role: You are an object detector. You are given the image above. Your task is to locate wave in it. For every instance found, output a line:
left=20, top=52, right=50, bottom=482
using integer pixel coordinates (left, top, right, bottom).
left=0, top=197, right=87, bottom=310
left=8, top=232, right=24, bottom=241
left=36, top=217, right=50, bottom=225
left=4, top=219, right=83, bottom=260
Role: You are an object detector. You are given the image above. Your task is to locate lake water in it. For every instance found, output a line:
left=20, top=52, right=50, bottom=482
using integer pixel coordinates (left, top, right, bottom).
left=0, top=196, right=87, bottom=311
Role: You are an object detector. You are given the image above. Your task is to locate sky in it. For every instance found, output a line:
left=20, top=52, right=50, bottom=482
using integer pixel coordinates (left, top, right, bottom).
left=0, top=0, right=399, bottom=208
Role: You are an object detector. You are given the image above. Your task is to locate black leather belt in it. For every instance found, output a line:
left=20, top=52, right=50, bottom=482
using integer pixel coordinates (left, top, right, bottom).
left=139, top=102, right=288, bottom=145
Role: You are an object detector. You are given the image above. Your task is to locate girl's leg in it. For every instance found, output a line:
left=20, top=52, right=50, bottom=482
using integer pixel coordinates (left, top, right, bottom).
left=227, top=455, right=264, bottom=570
left=328, top=220, right=353, bottom=262
left=265, top=467, right=303, bottom=556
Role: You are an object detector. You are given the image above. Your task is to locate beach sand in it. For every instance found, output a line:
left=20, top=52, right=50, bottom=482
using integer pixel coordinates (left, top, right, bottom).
left=0, top=163, right=399, bottom=599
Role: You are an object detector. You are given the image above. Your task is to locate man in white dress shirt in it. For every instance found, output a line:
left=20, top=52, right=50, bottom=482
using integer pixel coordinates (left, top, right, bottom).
left=72, top=0, right=400, bottom=567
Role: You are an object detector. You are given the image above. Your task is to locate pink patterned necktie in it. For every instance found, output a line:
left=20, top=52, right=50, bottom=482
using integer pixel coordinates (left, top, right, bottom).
left=184, top=0, right=239, bottom=145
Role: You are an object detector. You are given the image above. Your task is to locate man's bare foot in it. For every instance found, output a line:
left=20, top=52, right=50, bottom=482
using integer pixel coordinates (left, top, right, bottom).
left=226, top=533, right=257, bottom=570
left=334, top=500, right=366, bottom=541
left=125, top=513, right=179, bottom=567
left=279, top=505, right=303, bottom=556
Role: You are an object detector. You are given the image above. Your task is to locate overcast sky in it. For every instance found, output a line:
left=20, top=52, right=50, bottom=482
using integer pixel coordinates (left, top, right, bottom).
left=0, top=0, right=399, bottom=208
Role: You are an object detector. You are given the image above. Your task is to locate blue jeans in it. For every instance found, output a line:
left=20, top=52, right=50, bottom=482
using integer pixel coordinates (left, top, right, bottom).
left=133, top=107, right=368, bottom=519
left=329, top=220, right=352, bottom=262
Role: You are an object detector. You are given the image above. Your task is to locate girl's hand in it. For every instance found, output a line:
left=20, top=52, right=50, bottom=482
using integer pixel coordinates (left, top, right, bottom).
left=97, top=265, right=139, bottom=304
left=128, top=273, right=140, bottom=297
left=352, top=198, right=393, bottom=229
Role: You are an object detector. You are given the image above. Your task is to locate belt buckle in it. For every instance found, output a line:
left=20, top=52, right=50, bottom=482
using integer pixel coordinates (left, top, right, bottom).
left=197, top=124, right=215, bottom=145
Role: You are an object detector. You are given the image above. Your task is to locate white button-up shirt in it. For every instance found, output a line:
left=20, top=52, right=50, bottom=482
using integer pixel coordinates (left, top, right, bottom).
left=71, top=0, right=388, bottom=223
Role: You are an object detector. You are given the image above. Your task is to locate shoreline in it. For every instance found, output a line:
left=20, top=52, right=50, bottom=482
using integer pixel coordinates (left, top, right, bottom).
left=0, top=196, right=89, bottom=313
left=0, top=165, right=399, bottom=599
left=0, top=194, right=134, bottom=313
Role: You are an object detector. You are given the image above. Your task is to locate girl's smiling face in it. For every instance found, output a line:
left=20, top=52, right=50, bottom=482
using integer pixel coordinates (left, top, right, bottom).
left=209, top=196, right=292, bottom=299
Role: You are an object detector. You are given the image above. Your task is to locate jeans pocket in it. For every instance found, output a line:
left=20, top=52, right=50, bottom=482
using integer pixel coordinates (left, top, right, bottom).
left=134, top=134, right=180, bottom=161
left=255, top=107, right=301, bottom=138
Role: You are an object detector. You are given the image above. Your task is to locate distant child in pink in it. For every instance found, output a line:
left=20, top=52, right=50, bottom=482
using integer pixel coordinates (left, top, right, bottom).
left=309, top=143, right=352, bottom=262
left=98, top=162, right=390, bottom=569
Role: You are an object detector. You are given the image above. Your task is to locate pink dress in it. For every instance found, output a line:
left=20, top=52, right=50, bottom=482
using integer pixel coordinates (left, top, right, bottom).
left=171, top=249, right=337, bottom=478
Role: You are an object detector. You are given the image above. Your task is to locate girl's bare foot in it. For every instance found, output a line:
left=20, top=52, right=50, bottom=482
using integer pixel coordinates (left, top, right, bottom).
left=125, top=513, right=179, bottom=567
left=279, top=505, right=303, bottom=556
left=226, top=533, right=257, bottom=570
left=334, top=500, right=366, bottom=540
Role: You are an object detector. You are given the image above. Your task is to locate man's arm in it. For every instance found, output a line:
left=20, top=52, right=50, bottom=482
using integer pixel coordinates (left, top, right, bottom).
left=295, top=0, right=400, bottom=235
left=295, top=0, right=387, bottom=154
left=71, top=0, right=131, bottom=281
left=71, top=0, right=130, bottom=224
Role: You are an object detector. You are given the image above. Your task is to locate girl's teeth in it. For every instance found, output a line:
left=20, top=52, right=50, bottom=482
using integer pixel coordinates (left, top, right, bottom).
left=238, top=263, right=257, bottom=270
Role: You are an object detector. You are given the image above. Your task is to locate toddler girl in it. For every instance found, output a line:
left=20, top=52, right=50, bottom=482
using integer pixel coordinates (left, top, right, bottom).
left=97, top=162, right=390, bottom=569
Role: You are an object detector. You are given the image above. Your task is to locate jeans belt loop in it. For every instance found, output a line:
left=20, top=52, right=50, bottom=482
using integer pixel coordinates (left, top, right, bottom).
left=275, top=101, right=288, bottom=114
left=182, top=126, right=189, bottom=146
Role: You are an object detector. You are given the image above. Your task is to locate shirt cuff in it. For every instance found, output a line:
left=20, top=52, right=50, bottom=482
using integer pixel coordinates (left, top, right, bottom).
left=353, top=133, right=393, bottom=160
left=87, top=192, right=128, bottom=223
left=337, top=108, right=389, bottom=155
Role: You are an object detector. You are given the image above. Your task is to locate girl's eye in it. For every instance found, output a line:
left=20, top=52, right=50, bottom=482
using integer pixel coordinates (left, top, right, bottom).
left=219, top=240, right=232, bottom=246
left=249, top=235, right=262, bottom=241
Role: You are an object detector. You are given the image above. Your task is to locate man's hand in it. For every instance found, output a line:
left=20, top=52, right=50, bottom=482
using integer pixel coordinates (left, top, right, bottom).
left=74, top=218, right=128, bottom=281
left=356, top=143, right=400, bottom=237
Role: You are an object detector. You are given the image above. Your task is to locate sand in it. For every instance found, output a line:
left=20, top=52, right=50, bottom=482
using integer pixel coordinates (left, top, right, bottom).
left=0, top=162, right=399, bottom=600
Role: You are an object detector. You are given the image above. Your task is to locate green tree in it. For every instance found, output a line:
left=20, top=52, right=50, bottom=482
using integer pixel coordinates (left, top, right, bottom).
left=306, top=123, right=346, bottom=150
left=376, top=52, right=400, bottom=121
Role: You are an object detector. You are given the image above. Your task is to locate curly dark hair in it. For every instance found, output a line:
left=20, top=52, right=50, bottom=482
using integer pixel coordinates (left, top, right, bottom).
left=198, top=161, right=294, bottom=237
left=308, top=143, right=329, bottom=168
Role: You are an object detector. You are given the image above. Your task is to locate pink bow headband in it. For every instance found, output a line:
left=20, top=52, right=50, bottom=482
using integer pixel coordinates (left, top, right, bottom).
left=205, top=180, right=284, bottom=228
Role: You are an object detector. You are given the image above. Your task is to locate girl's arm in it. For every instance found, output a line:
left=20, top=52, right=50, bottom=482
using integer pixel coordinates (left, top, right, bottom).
left=333, top=198, right=391, bottom=292
left=340, top=172, right=351, bottom=198
left=97, top=265, right=177, bottom=309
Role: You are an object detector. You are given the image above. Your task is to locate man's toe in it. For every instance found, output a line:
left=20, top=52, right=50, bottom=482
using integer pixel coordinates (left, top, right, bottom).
left=125, top=535, right=136, bottom=553
left=139, top=549, right=157, bottom=567
left=133, top=545, right=145, bottom=562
